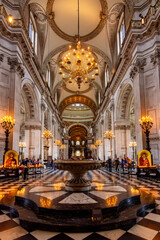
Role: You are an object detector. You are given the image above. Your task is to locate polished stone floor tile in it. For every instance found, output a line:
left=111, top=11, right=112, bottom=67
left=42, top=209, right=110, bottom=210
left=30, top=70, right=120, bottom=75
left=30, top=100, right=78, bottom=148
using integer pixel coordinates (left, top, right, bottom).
left=65, top=232, right=91, bottom=240
left=118, top=232, right=146, bottom=240
left=138, top=218, right=160, bottom=231
left=14, top=233, right=37, bottom=240
left=59, top=193, right=97, bottom=204
left=0, top=219, right=18, bottom=232
left=153, top=232, right=160, bottom=240
left=83, top=232, right=110, bottom=240
left=0, top=226, right=28, bottom=240
left=31, top=230, right=60, bottom=240
left=90, top=191, right=120, bottom=200
left=36, top=191, right=66, bottom=200
left=48, top=233, right=74, bottom=240
left=145, top=213, right=160, bottom=222
left=100, top=186, right=127, bottom=192
left=98, top=229, right=125, bottom=240
left=128, top=224, right=158, bottom=240
left=0, top=214, right=11, bottom=223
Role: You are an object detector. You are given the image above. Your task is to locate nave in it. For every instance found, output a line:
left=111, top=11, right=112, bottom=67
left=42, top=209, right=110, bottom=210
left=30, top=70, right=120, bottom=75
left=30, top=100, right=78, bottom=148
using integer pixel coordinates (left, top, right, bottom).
left=0, top=169, right=160, bottom=240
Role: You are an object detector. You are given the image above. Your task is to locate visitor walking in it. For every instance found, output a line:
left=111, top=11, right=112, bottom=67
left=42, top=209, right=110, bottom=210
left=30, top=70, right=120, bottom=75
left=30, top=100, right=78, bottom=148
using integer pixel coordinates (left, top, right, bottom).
left=115, top=158, right=119, bottom=172
left=108, top=157, right=112, bottom=172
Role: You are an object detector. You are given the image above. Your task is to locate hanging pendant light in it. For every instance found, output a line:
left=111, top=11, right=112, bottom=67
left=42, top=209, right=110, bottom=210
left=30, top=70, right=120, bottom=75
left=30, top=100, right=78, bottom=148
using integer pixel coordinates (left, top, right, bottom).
left=58, top=0, right=99, bottom=89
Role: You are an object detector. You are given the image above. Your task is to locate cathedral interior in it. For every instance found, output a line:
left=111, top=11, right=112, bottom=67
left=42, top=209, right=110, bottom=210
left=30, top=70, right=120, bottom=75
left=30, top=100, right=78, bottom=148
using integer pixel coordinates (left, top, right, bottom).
left=0, top=0, right=160, bottom=239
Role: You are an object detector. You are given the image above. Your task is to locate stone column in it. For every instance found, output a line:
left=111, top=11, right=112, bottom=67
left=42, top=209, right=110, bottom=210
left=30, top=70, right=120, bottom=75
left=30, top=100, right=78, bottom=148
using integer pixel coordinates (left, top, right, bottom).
left=130, top=58, right=147, bottom=153
left=40, top=101, right=46, bottom=164
left=7, top=57, right=25, bottom=153
left=109, top=98, right=115, bottom=159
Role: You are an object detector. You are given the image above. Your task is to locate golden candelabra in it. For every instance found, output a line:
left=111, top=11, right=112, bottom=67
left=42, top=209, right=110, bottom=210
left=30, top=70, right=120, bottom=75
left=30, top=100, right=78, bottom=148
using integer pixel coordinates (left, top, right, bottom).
left=129, top=141, right=137, bottom=161
left=0, top=115, right=15, bottom=154
left=104, top=131, right=115, bottom=159
left=95, top=140, right=102, bottom=160
left=19, top=141, right=26, bottom=160
left=42, top=130, right=53, bottom=160
left=42, top=130, right=53, bottom=140
left=54, top=140, right=62, bottom=146
left=104, top=131, right=115, bottom=139
left=139, top=116, right=153, bottom=153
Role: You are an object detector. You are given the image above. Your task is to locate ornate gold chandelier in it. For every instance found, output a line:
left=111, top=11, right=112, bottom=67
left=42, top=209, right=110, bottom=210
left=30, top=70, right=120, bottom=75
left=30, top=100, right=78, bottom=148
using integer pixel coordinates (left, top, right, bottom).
left=58, top=0, right=99, bottom=89
left=59, top=42, right=99, bottom=89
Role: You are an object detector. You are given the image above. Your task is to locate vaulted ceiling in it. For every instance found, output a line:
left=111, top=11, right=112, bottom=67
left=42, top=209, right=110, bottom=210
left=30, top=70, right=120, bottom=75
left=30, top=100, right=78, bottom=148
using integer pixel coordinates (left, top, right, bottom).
left=22, top=0, right=144, bottom=120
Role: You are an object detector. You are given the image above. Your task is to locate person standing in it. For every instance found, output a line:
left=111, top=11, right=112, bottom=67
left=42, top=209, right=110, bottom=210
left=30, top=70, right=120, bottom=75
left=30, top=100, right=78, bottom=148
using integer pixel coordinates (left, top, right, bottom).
left=115, top=158, right=119, bottom=172
left=108, top=157, right=112, bottom=172
left=121, top=159, right=125, bottom=173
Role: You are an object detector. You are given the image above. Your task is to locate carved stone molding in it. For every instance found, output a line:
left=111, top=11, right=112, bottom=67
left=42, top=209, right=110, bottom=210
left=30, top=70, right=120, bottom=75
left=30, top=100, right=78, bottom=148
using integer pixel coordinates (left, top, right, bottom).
left=115, top=125, right=130, bottom=130
left=25, top=125, right=42, bottom=130
left=0, top=54, right=4, bottom=62
left=150, top=48, right=160, bottom=65
left=7, top=57, right=25, bottom=78
left=130, top=58, right=146, bottom=79
left=46, top=0, right=108, bottom=42
left=41, top=103, right=46, bottom=112
left=17, top=64, right=25, bottom=78
left=7, top=57, right=18, bottom=70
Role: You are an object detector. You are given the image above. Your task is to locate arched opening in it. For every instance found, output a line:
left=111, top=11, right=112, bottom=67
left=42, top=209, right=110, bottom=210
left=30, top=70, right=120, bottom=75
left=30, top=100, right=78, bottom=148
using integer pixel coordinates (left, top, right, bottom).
left=20, top=83, right=40, bottom=160
left=68, top=125, right=88, bottom=159
left=115, top=83, right=135, bottom=159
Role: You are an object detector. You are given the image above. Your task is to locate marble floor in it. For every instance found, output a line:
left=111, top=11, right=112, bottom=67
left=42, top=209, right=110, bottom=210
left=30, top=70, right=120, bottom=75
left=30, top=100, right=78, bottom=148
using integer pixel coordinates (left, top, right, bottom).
left=0, top=168, right=160, bottom=239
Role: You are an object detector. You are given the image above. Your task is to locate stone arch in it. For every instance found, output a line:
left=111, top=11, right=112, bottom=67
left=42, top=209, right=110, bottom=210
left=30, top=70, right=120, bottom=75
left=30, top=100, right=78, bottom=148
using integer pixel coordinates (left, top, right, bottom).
left=44, top=109, right=51, bottom=130
left=21, top=82, right=40, bottom=121
left=68, top=123, right=89, bottom=132
left=116, top=83, right=133, bottom=120
left=59, top=95, right=97, bottom=116
left=105, top=110, right=112, bottom=131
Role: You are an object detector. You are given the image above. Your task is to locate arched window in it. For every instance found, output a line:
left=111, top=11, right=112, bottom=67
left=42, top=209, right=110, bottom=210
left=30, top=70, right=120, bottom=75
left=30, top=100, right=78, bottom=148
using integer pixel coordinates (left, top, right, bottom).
left=45, top=67, right=51, bottom=87
left=105, top=69, right=109, bottom=87
left=117, top=12, right=125, bottom=55
left=29, top=12, right=38, bottom=55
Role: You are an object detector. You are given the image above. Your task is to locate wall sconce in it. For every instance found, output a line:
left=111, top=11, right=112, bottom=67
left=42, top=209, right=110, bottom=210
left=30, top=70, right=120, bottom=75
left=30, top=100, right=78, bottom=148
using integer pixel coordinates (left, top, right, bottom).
left=139, top=14, right=145, bottom=25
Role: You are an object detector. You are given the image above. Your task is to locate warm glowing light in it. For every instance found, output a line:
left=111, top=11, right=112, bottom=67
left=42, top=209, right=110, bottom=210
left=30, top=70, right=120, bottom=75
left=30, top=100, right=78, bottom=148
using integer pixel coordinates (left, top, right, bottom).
left=96, top=183, right=104, bottom=191
left=129, top=141, right=137, bottom=147
left=8, top=15, right=13, bottom=23
left=131, top=187, right=139, bottom=194
left=53, top=183, right=62, bottom=190
left=1, top=115, right=15, bottom=131
left=42, top=130, right=53, bottom=139
left=17, top=188, right=25, bottom=195
left=0, top=194, right=4, bottom=201
left=61, top=144, right=66, bottom=149
left=139, top=116, right=153, bottom=130
left=95, top=140, right=102, bottom=146
left=54, top=140, right=62, bottom=146
left=40, top=198, right=51, bottom=208
left=19, top=141, right=26, bottom=148
left=104, top=131, right=115, bottom=139
left=91, top=144, right=96, bottom=149
left=106, top=196, right=118, bottom=207
left=58, top=41, right=98, bottom=89
left=141, top=18, right=145, bottom=25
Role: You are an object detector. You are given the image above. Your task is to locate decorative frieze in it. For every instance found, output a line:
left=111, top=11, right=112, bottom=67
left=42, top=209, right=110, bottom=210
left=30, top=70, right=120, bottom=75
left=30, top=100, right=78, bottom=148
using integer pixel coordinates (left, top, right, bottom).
left=0, top=54, right=4, bottom=62
left=115, top=125, right=131, bottom=130
left=130, top=58, right=146, bottom=79
left=150, top=48, right=160, bottom=65
left=7, top=57, right=24, bottom=78
left=7, top=57, right=18, bottom=70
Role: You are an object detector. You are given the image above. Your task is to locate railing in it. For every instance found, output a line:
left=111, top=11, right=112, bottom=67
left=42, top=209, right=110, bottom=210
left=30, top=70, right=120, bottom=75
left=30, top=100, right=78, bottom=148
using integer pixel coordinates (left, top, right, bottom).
left=131, top=0, right=160, bottom=29
left=0, top=4, right=32, bottom=47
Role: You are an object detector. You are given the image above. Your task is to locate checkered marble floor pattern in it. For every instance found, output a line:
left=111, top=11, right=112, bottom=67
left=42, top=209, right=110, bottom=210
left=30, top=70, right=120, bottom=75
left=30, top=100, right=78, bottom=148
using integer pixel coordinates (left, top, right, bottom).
left=1, top=169, right=160, bottom=240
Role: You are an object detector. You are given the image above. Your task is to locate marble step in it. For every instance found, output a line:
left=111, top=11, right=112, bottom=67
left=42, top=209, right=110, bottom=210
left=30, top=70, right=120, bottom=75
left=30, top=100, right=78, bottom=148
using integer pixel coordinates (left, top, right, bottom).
left=13, top=201, right=155, bottom=233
